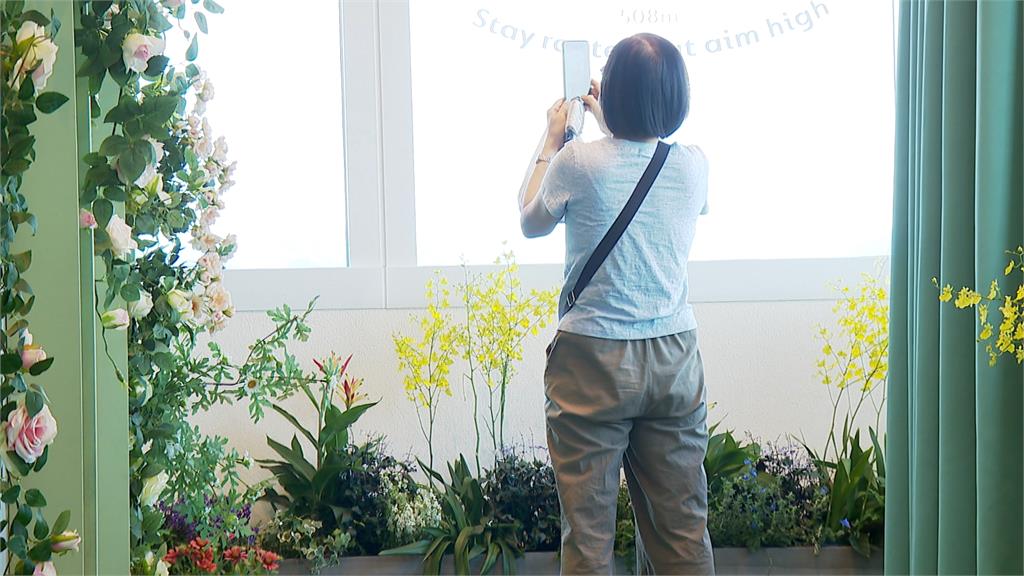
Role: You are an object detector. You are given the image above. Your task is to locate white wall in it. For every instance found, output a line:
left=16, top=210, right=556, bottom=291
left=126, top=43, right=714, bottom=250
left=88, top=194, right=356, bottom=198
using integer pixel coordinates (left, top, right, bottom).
left=193, top=299, right=886, bottom=496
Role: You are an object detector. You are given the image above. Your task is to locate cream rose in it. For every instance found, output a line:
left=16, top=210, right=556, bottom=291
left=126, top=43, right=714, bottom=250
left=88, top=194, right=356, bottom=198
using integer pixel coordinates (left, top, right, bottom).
left=128, top=292, right=154, bottom=319
left=166, top=289, right=192, bottom=318
left=5, top=404, right=57, bottom=465
left=106, top=214, right=138, bottom=259
left=9, top=22, right=59, bottom=92
left=100, top=308, right=130, bottom=331
left=122, top=33, right=166, bottom=74
left=140, top=471, right=169, bottom=507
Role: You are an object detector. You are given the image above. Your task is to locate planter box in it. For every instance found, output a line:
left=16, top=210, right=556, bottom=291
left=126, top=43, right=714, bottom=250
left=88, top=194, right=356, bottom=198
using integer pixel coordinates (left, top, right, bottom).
left=278, top=546, right=882, bottom=575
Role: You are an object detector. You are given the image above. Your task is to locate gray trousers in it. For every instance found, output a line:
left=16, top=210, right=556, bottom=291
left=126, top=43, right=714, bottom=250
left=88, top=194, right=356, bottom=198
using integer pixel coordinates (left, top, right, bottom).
left=544, top=330, right=714, bottom=575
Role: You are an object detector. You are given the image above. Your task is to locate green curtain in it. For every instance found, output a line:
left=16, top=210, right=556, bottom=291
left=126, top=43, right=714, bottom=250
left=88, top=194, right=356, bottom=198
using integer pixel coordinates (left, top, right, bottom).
left=887, top=0, right=1023, bottom=574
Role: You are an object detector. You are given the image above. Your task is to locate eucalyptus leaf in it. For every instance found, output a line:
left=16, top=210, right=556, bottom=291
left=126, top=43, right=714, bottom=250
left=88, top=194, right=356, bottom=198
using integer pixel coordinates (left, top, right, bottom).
left=186, top=35, right=199, bottom=61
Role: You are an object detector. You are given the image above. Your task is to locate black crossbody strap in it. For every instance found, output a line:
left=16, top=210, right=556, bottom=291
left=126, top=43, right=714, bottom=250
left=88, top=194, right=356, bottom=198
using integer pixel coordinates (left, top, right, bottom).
left=566, top=140, right=670, bottom=311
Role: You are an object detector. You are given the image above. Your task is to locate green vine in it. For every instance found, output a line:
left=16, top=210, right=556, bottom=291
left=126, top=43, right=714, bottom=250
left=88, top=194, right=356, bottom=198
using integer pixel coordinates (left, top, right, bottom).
left=74, top=1, right=317, bottom=572
left=1, top=2, right=80, bottom=574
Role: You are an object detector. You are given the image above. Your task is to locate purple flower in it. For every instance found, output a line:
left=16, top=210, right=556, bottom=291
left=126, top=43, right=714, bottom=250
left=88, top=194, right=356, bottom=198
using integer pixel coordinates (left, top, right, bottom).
left=840, top=518, right=851, bottom=530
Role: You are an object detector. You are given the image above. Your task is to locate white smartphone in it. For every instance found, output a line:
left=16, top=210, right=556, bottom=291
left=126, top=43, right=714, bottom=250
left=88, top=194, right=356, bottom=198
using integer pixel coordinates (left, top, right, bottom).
left=562, top=40, right=591, bottom=100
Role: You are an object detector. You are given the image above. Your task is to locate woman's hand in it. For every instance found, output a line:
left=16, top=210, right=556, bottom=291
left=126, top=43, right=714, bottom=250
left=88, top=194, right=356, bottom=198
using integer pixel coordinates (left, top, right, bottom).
left=544, top=98, right=568, bottom=156
left=582, top=79, right=610, bottom=136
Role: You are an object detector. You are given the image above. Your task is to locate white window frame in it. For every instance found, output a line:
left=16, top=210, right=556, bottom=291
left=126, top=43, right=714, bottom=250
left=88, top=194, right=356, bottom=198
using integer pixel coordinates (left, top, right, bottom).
left=223, top=0, right=891, bottom=312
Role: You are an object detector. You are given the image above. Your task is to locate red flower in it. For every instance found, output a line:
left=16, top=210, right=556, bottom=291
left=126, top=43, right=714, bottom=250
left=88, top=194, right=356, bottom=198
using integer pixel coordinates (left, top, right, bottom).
left=197, top=558, right=218, bottom=574
left=190, top=537, right=210, bottom=550
left=163, top=549, right=180, bottom=565
left=223, top=546, right=248, bottom=564
left=258, top=549, right=281, bottom=571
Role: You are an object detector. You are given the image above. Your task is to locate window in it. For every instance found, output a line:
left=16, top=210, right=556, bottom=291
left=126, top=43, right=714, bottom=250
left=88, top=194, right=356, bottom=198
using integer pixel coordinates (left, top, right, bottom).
left=405, top=0, right=895, bottom=266
left=194, top=0, right=899, bottom=310
left=170, top=0, right=347, bottom=269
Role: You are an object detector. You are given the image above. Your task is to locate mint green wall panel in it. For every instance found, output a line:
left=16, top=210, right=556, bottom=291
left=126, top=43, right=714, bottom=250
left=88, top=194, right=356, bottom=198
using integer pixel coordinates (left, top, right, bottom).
left=13, top=1, right=130, bottom=573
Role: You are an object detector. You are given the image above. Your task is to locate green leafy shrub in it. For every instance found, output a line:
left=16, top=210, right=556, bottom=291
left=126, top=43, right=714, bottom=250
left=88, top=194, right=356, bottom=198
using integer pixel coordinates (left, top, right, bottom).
left=708, top=465, right=812, bottom=549
left=331, top=439, right=426, bottom=555
left=482, top=449, right=560, bottom=552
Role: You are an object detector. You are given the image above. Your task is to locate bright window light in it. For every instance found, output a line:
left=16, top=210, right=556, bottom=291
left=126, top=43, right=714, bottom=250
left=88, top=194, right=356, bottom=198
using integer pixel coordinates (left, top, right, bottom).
left=409, top=0, right=895, bottom=265
left=169, top=0, right=347, bottom=269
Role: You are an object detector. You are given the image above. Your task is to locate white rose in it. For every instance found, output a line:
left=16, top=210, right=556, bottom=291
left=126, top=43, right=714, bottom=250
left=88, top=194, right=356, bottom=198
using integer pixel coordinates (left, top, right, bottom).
left=128, top=292, right=154, bottom=319
left=9, top=22, right=58, bottom=92
left=155, top=560, right=170, bottom=576
left=140, top=471, right=168, bottom=507
left=106, top=215, right=138, bottom=259
left=166, top=289, right=192, bottom=317
left=122, top=33, right=166, bottom=74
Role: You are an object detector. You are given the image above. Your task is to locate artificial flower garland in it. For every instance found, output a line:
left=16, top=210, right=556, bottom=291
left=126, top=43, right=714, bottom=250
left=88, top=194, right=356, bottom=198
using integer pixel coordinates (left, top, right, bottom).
left=1, top=3, right=81, bottom=575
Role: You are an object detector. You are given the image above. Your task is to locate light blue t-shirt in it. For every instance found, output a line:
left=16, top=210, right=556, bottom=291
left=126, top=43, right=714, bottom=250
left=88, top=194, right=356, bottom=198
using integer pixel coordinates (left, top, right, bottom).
left=539, top=137, right=708, bottom=340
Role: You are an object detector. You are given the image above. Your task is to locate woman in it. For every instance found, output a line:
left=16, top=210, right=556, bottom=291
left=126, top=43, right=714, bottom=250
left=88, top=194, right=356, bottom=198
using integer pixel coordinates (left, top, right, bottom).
left=518, top=33, right=713, bottom=575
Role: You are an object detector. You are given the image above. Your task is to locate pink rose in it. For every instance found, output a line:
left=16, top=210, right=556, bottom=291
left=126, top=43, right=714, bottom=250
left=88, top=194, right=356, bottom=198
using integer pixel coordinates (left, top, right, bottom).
left=18, top=330, right=46, bottom=371
left=80, top=209, right=98, bottom=229
left=5, top=404, right=57, bottom=465
left=20, top=345, right=46, bottom=372
left=122, top=33, right=165, bottom=74
left=33, top=561, right=56, bottom=576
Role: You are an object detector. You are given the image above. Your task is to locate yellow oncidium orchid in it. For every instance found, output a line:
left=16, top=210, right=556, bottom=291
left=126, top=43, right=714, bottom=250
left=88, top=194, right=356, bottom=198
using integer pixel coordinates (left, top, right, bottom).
left=937, top=246, right=1024, bottom=366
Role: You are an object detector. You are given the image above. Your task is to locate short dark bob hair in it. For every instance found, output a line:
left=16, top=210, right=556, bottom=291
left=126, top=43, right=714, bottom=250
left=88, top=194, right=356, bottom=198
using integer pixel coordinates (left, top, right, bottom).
left=601, top=33, right=690, bottom=140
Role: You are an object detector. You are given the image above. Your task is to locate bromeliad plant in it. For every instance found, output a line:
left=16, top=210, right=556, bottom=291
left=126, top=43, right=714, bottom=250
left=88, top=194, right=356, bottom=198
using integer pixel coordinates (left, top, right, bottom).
left=258, top=353, right=379, bottom=556
left=934, top=246, right=1024, bottom=366
left=1, top=3, right=80, bottom=574
left=383, top=456, right=521, bottom=575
